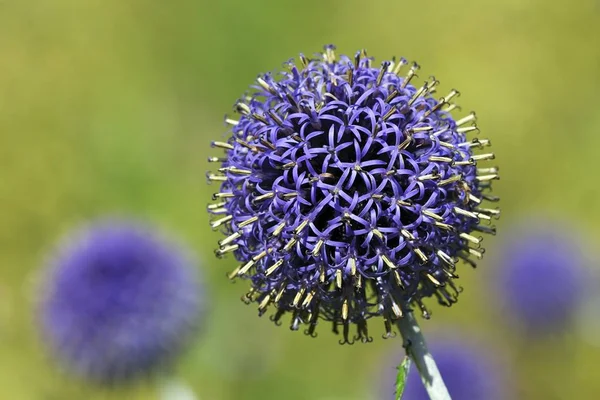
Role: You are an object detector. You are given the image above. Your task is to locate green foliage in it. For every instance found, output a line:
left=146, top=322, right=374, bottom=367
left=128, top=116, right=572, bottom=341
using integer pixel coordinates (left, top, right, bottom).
left=395, top=356, right=412, bottom=400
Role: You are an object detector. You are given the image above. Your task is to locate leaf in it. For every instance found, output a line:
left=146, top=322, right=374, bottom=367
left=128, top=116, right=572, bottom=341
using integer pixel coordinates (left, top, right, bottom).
left=395, top=355, right=412, bottom=400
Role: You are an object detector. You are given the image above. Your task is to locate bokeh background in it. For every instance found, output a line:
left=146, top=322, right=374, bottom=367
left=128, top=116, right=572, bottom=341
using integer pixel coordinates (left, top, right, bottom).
left=2, top=0, right=600, bottom=399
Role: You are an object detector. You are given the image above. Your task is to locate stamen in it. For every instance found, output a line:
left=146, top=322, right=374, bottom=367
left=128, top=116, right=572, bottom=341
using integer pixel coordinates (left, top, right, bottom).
left=272, top=222, right=286, bottom=237
left=302, top=290, right=316, bottom=308
left=336, top=269, right=343, bottom=288
left=401, top=229, right=415, bottom=240
left=381, top=255, right=396, bottom=270
left=468, top=248, right=484, bottom=259
left=393, top=270, right=404, bottom=287
left=294, top=219, right=309, bottom=235
left=312, top=239, right=324, bottom=256
left=238, top=216, right=258, bottom=228
left=454, top=207, right=479, bottom=219
left=342, top=299, right=349, bottom=320
left=471, top=153, right=495, bottom=161
left=456, top=125, right=479, bottom=134
left=210, top=215, right=233, bottom=229
left=468, top=194, right=482, bottom=204
left=258, top=294, right=271, bottom=312
left=219, top=232, right=241, bottom=247
left=207, top=201, right=226, bottom=210
left=376, top=62, right=389, bottom=86
left=275, top=283, right=286, bottom=302
left=254, top=192, right=274, bottom=202
left=414, top=248, right=428, bottom=262
left=324, top=45, right=336, bottom=63
left=259, top=138, right=276, bottom=150
left=212, top=192, right=235, bottom=200
left=348, top=257, right=357, bottom=275
left=459, top=232, right=481, bottom=245
left=437, top=250, right=455, bottom=267
left=235, top=102, right=251, bottom=115
left=281, top=192, right=298, bottom=199
left=219, top=167, right=252, bottom=175
left=445, top=103, right=460, bottom=113
left=391, top=299, right=403, bottom=318
left=453, top=160, right=475, bottom=166
left=476, top=174, right=499, bottom=182
left=382, top=106, right=397, bottom=121
left=206, top=173, right=227, bottom=182
left=215, top=244, right=238, bottom=257
left=407, top=83, right=427, bottom=106
left=227, top=265, right=241, bottom=280
left=400, top=62, right=419, bottom=88
left=475, top=207, right=501, bottom=217
left=443, top=89, right=460, bottom=103
left=385, top=89, right=399, bottom=102
left=455, top=112, right=477, bottom=126
left=426, top=273, right=441, bottom=286
left=422, top=209, right=443, bottom=221
left=257, top=77, right=277, bottom=95
left=283, top=238, right=297, bottom=252
left=211, top=141, right=234, bottom=150
left=417, top=173, right=441, bottom=181
left=251, top=112, right=269, bottom=124
left=265, top=259, right=284, bottom=276
left=292, top=287, right=305, bottom=307
left=267, top=110, right=284, bottom=126
left=434, top=221, right=454, bottom=231
left=237, top=260, right=255, bottom=276
left=428, top=156, right=453, bottom=163
left=235, top=139, right=258, bottom=152
left=392, top=57, right=408, bottom=75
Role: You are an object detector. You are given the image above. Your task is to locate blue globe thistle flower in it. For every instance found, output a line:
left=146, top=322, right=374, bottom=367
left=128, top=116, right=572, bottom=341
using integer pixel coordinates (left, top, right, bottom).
left=494, top=220, right=587, bottom=334
left=207, top=45, right=500, bottom=343
left=390, top=338, right=506, bottom=400
left=39, top=220, right=202, bottom=384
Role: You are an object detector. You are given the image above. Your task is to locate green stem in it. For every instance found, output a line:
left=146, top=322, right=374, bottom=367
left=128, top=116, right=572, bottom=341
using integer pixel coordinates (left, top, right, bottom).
left=396, top=311, right=452, bottom=400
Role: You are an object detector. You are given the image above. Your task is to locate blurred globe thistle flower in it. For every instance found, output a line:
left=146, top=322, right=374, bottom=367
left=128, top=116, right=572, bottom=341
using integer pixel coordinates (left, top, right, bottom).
left=388, top=338, right=506, bottom=400
left=207, top=45, right=499, bottom=343
left=494, top=220, right=587, bottom=334
left=39, top=220, right=202, bottom=384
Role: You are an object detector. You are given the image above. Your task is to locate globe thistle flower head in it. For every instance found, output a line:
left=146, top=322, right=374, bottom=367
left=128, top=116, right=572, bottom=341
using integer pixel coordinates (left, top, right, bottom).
left=208, top=45, right=500, bottom=343
left=390, top=338, right=505, bottom=400
left=39, top=220, right=203, bottom=384
left=495, top=220, right=587, bottom=334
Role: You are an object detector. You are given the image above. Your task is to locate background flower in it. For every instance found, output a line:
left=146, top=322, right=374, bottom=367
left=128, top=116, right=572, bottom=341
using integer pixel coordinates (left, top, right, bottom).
left=39, top=219, right=203, bottom=384
left=493, top=219, right=588, bottom=334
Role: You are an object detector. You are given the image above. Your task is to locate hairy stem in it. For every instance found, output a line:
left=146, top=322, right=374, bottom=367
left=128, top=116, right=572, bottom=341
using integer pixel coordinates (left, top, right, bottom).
left=396, top=312, right=452, bottom=400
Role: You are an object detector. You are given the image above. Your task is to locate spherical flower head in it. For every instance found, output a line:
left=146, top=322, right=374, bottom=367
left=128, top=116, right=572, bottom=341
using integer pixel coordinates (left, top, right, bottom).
left=388, top=338, right=506, bottom=400
left=494, top=220, right=587, bottom=334
left=39, top=220, right=203, bottom=384
left=208, top=45, right=500, bottom=343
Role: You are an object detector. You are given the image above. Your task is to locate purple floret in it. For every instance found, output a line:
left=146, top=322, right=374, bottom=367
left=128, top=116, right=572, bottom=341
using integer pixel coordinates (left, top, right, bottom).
left=208, top=45, right=499, bottom=343
left=39, top=220, right=202, bottom=384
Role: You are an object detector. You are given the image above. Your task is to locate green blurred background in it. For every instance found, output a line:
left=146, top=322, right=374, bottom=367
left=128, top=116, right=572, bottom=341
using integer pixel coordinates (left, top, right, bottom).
left=2, top=0, right=600, bottom=398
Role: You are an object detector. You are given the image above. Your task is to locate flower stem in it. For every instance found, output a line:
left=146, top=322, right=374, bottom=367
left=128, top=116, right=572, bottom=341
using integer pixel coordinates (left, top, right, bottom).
left=158, top=378, right=198, bottom=400
left=396, top=311, right=452, bottom=400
